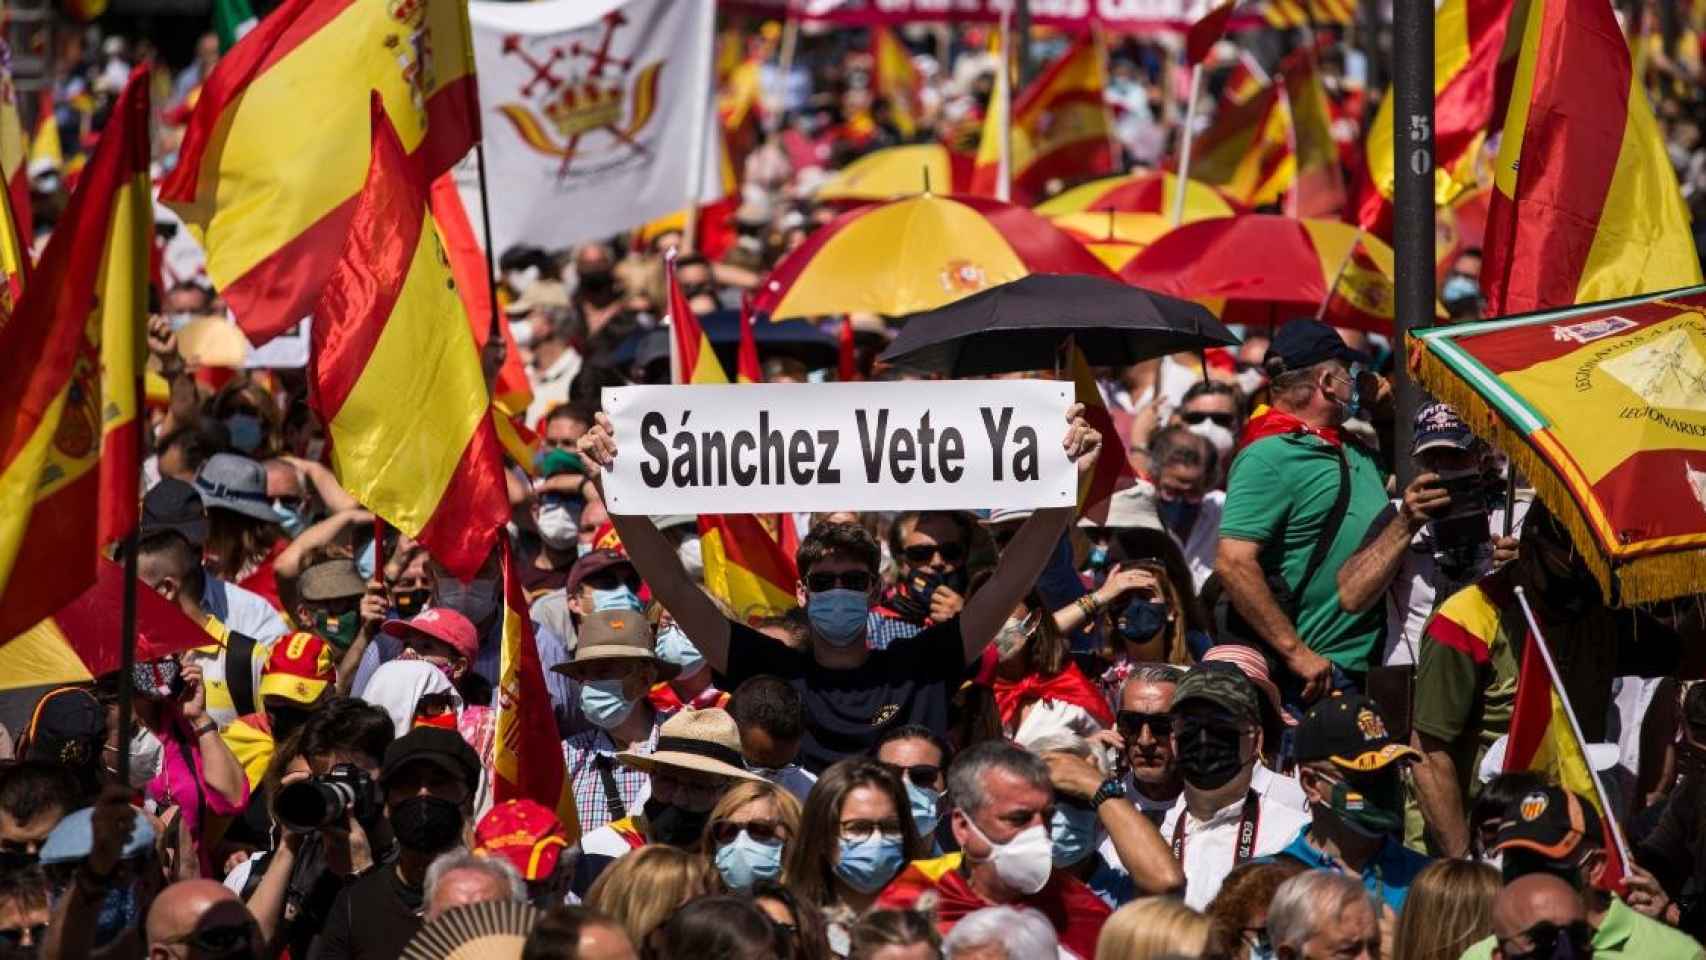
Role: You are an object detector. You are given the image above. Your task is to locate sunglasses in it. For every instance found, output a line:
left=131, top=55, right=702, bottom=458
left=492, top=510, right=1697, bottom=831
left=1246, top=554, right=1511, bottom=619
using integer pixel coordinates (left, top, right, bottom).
left=1180, top=410, right=1236, bottom=428
left=805, top=570, right=874, bottom=592
left=1500, top=920, right=1595, bottom=960
left=1116, top=711, right=1174, bottom=737
left=163, top=922, right=258, bottom=955
left=901, top=542, right=966, bottom=565
left=583, top=571, right=641, bottom=591
left=880, top=762, right=943, bottom=788
left=0, top=924, right=46, bottom=948
left=710, top=818, right=787, bottom=846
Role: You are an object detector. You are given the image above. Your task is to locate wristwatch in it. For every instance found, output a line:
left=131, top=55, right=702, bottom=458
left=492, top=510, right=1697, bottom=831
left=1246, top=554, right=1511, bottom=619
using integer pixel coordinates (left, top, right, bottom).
left=1089, top=777, right=1127, bottom=809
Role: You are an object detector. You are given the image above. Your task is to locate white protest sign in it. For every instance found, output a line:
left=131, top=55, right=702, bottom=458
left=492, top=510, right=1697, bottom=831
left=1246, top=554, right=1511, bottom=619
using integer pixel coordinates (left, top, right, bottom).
left=601, top=381, right=1076, bottom=515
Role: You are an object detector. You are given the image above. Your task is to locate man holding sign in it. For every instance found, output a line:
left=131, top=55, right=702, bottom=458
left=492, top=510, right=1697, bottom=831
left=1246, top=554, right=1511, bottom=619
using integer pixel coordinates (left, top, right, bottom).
left=576, top=398, right=1101, bottom=773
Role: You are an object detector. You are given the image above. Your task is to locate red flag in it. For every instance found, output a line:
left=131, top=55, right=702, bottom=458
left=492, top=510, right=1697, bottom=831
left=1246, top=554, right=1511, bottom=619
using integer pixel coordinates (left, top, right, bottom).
left=736, top=294, right=762, bottom=384
left=698, top=514, right=800, bottom=622
left=1070, top=340, right=1136, bottom=522
left=496, top=535, right=580, bottom=842
left=431, top=173, right=531, bottom=417
left=668, top=253, right=730, bottom=385
left=1186, top=2, right=1236, bottom=66
left=838, top=317, right=859, bottom=382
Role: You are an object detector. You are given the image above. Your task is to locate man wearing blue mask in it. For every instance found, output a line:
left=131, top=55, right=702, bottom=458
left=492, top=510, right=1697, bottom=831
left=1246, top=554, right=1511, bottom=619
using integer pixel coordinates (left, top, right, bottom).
left=554, top=611, right=676, bottom=833
left=575, top=405, right=1102, bottom=774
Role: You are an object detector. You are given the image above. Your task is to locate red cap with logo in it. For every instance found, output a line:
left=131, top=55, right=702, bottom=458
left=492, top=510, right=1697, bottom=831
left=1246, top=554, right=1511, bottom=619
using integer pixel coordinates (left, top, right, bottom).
left=475, top=799, right=569, bottom=881
left=381, top=607, right=479, bottom=661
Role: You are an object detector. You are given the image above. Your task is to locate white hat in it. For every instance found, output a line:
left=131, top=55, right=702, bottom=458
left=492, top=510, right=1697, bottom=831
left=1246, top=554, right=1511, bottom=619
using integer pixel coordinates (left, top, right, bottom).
left=1477, top=734, right=1622, bottom=784
left=1079, top=480, right=1163, bottom=532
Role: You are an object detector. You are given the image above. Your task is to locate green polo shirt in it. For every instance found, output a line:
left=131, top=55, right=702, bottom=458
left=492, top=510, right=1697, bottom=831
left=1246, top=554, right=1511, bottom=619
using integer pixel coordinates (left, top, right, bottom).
left=1459, top=897, right=1705, bottom=960
left=1219, top=433, right=1389, bottom=672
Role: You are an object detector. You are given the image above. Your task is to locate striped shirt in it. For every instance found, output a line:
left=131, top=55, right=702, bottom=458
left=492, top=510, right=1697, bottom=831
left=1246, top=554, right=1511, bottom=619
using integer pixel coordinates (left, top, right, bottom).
left=563, top=714, right=666, bottom=833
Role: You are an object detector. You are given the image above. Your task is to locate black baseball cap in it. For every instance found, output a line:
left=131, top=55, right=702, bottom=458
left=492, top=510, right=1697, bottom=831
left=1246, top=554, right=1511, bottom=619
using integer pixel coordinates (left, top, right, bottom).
left=566, top=548, right=636, bottom=595
left=21, top=687, right=105, bottom=770
left=381, top=726, right=481, bottom=792
left=1492, top=785, right=1602, bottom=862
left=1294, top=693, right=1420, bottom=771
left=140, top=478, right=209, bottom=546
left=1263, top=318, right=1371, bottom=374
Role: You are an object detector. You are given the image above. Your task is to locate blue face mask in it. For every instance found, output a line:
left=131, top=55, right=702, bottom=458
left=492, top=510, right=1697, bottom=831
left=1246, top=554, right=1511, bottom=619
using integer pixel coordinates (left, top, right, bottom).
left=1050, top=803, right=1101, bottom=867
left=1156, top=497, right=1202, bottom=538
left=655, top=624, right=704, bottom=678
left=904, top=778, right=941, bottom=838
left=1441, top=273, right=1480, bottom=303
left=1116, top=598, right=1168, bottom=644
left=834, top=835, right=904, bottom=893
left=714, top=830, right=785, bottom=891
left=356, top=537, right=377, bottom=581
left=223, top=413, right=264, bottom=454
left=592, top=585, right=642, bottom=613
left=577, top=541, right=594, bottom=558
left=1087, top=544, right=1109, bottom=568
left=93, top=881, right=142, bottom=946
left=272, top=500, right=308, bottom=538
left=807, top=589, right=868, bottom=647
left=577, top=677, right=637, bottom=730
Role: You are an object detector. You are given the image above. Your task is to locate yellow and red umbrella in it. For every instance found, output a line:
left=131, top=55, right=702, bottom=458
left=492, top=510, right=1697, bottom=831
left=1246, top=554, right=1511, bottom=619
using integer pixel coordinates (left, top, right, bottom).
left=1048, top=212, right=1173, bottom=273
left=1410, top=285, right=1706, bottom=604
left=1034, top=171, right=1239, bottom=220
left=754, top=192, right=1118, bottom=320
left=816, top=144, right=974, bottom=205
left=1119, top=214, right=1422, bottom=332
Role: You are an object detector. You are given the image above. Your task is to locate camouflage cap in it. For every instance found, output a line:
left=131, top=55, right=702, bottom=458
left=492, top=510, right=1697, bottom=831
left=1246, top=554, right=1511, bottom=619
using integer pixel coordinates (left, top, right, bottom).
left=1171, top=661, right=1262, bottom=725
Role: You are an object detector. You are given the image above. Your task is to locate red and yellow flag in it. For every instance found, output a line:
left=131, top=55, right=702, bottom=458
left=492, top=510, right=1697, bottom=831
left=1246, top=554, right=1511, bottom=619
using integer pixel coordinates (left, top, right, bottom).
left=1186, top=2, right=1236, bottom=66
left=497, top=535, right=579, bottom=842
left=1183, top=78, right=1292, bottom=207
left=871, top=26, right=920, bottom=138
left=1483, top=0, right=1701, bottom=316
left=971, top=34, right=1115, bottom=206
left=1071, top=340, right=1136, bottom=523
left=736, top=296, right=762, bottom=385
left=28, top=88, right=62, bottom=180
left=698, top=513, right=799, bottom=622
left=308, top=98, right=507, bottom=581
left=0, top=68, right=150, bottom=641
left=1355, top=0, right=1519, bottom=237
left=668, top=255, right=729, bottom=386
left=159, top=0, right=479, bottom=345
left=1281, top=51, right=1347, bottom=218
left=0, top=48, right=33, bottom=301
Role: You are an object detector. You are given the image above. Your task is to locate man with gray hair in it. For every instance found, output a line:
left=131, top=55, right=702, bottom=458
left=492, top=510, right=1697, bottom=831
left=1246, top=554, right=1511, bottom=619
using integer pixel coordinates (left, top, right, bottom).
left=1114, top=663, right=1186, bottom=822
left=940, top=905, right=1058, bottom=960
left=875, top=740, right=1111, bottom=959
left=422, top=850, right=527, bottom=921
left=1267, top=869, right=1381, bottom=960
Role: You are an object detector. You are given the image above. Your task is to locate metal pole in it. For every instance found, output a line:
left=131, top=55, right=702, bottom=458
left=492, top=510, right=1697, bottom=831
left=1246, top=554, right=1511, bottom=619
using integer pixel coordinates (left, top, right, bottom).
left=1014, top=0, right=1034, bottom=87
left=1392, top=0, right=1434, bottom=488
left=472, top=142, right=504, bottom=343
left=116, top=367, right=144, bottom=790
left=996, top=2, right=1013, bottom=203
left=1171, top=65, right=1202, bottom=226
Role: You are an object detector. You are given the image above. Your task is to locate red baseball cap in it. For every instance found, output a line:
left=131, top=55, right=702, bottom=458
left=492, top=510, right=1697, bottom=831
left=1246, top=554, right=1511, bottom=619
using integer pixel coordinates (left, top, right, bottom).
left=475, top=799, right=568, bottom=881
left=381, top=607, right=479, bottom=661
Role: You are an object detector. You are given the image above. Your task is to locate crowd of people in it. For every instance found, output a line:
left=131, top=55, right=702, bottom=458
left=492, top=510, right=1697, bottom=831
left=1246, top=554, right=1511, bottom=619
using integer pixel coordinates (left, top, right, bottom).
left=4, top=7, right=1706, bottom=960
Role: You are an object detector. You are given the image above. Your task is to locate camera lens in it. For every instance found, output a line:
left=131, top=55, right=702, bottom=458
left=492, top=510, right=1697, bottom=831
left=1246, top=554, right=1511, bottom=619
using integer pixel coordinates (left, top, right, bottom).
left=275, top=779, right=356, bottom=833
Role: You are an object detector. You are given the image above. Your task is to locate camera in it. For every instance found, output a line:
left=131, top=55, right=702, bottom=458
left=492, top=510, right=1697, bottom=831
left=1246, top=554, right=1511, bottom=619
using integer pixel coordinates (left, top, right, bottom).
left=275, top=763, right=382, bottom=833
left=1429, top=468, right=1492, bottom=572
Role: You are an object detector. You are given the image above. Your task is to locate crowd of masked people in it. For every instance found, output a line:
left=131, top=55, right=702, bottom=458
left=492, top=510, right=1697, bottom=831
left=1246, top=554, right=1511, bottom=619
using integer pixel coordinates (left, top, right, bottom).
left=1, top=287, right=1704, bottom=960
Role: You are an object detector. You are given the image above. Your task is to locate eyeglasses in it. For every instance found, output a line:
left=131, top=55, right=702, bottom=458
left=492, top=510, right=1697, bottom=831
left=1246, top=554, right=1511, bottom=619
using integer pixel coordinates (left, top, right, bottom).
left=901, top=541, right=966, bottom=566
left=838, top=818, right=903, bottom=843
left=710, top=818, right=787, bottom=846
left=162, top=922, right=258, bottom=955
left=1498, top=920, right=1595, bottom=960
left=880, top=762, right=943, bottom=789
left=805, top=570, right=874, bottom=592
left=1180, top=410, right=1236, bottom=429
left=1116, top=711, right=1174, bottom=737
left=0, top=924, right=46, bottom=948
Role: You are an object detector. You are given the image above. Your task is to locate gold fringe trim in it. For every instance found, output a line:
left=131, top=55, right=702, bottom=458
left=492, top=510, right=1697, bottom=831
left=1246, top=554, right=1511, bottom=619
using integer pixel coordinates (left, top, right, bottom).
left=1411, top=341, right=1706, bottom=607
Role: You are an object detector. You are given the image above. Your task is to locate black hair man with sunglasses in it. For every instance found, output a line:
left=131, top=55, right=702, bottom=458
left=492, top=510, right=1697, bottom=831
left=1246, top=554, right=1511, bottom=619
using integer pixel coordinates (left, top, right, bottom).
left=575, top=405, right=1103, bottom=775
left=872, top=511, right=978, bottom=645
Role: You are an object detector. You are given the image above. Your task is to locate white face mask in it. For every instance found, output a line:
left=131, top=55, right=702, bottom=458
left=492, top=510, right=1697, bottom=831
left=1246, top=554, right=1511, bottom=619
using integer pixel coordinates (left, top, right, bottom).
left=964, top=816, right=1054, bottom=895
left=509, top=318, right=537, bottom=348
left=506, top=265, right=540, bottom=295
left=537, top=502, right=579, bottom=550
left=1187, top=419, right=1236, bottom=460
left=677, top=536, right=703, bottom=581
left=126, top=725, right=165, bottom=789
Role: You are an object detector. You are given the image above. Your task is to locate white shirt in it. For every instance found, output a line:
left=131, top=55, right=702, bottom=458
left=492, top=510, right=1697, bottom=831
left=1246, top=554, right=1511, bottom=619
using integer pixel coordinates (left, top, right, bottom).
left=1251, top=762, right=1310, bottom=813
left=1381, top=497, right=1529, bottom=666
left=1176, top=490, right=1226, bottom=591
left=1159, top=783, right=1312, bottom=909
left=525, top=348, right=583, bottom=429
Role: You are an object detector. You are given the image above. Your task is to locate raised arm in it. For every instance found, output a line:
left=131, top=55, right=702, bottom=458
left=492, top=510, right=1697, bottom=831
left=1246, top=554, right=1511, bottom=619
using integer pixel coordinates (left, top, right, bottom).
left=577, top=412, right=733, bottom=672
left=1336, top=475, right=1447, bottom=613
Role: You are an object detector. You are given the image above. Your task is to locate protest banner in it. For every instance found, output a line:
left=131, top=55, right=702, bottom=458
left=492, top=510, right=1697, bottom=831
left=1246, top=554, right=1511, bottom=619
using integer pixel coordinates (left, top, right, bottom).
left=601, top=381, right=1076, bottom=514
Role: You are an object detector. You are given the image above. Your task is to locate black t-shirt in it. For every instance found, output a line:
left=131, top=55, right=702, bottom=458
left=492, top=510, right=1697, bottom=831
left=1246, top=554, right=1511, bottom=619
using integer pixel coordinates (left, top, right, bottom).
left=308, top=867, right=423, bottom=960
left=717, top=618, right=969, bottom=774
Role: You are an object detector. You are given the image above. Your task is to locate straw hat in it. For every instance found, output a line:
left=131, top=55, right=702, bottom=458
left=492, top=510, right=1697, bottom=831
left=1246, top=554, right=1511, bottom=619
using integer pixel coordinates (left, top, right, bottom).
left=616, top=708, right=762, bottom=783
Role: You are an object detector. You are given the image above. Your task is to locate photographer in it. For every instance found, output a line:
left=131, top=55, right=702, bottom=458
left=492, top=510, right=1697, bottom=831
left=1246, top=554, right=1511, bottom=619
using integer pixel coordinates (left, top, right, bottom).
left=237, top=697, right=393, bottom=958
left=309, top=726, right=481, bottom=960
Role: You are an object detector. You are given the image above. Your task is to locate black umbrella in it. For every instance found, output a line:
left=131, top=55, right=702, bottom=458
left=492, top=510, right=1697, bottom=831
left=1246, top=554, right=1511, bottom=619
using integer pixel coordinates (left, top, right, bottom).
left=609, top=309, right=842, bottom=373
left=877, top=273, right=1240, bottom=377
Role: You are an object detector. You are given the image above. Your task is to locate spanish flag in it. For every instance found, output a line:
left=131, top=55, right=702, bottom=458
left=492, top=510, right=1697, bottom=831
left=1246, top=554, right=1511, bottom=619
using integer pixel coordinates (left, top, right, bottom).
left=0, top=68, right=150, bottom=641
left=160, top=0, right=479, bottom=346
left=308, top=98, right=508, bottom=581
left=871, top=26, right=920, bottom=139
left=0, top=53, right=32, bottom=297
left=28, top=89, right=62, bottom=178
left=668, top=254, right=727, bottom=386
left=1281, top=50, right=1347, bottom=219
left=736, top=296, right=762, bottom=385
left=1355, top=0, right=1519, bottom=237
left=1483, top=0, right=1701, bottom=316
left=698, top=514, right=799, bottom=622
left=970, top=34, right=1115, bottom=206
left=1186, top=1, right=1236, bottom=66
left=876, top=853, right=1111, bottom=960
left=1183, top=77, right=1292, bottom=207
left=1071, top=340, right=1136, bottom=523
left=497, top=535, right=579, bottom=843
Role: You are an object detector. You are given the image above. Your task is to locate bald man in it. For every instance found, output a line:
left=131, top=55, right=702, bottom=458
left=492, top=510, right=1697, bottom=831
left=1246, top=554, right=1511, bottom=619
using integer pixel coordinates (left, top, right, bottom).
left=145, top=879, right=260, bottom=960
left=1491, top=875, right=1593, bottom=960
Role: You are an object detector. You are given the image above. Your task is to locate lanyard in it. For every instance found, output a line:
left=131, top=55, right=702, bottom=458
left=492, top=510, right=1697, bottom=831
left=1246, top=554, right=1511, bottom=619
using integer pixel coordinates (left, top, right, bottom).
left=1172, top=790, right=1262, bottom=866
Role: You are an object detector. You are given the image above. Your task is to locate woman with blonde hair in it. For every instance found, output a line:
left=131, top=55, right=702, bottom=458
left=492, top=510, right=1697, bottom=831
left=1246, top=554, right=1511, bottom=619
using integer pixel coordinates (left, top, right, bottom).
left=1392, top=860, right=1500, bottom=960
left=699, top=779, right=802, bottom=892
left=1095, top=897, right=1216, bottom=960
left=583, top=844, right=716, bottom=948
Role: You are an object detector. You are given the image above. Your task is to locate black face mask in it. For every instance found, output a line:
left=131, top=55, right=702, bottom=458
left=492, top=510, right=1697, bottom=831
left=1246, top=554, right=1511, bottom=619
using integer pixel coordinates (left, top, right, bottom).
left=267, top=706, right=311, bottom=743
left=578, top=269, right=617, bottom=302
left=0, top=848, right=36, bottom=873
left=393, top=588, right=432, bottom=619
left=643, top=796, right=711, bottom=848
left=389, top=795, right=464, bottom=854
left=1175, top=718, right=1247, bottom=791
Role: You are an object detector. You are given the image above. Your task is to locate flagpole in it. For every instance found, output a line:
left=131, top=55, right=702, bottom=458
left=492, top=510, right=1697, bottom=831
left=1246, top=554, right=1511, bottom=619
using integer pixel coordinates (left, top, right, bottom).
left=116, top=369, right=144, bottom=790
left=1512, top=586, right=1635, bottom=872
left=683, top=21, right=718, bottom=255
left=996, top=2, right=1013, bottom=203
left=1279, top=82, right=1299, bottom=219
left=1171, top=64, right=1203, bottom=226
left=472, top=143, right=504, bottom=343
